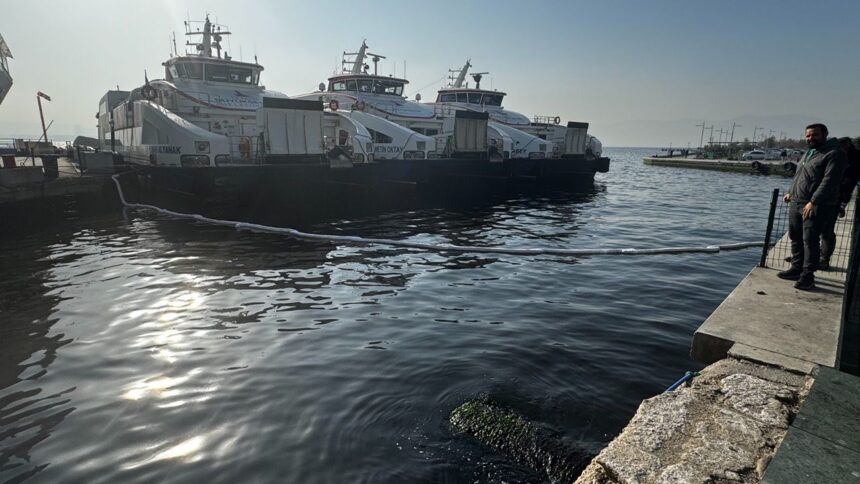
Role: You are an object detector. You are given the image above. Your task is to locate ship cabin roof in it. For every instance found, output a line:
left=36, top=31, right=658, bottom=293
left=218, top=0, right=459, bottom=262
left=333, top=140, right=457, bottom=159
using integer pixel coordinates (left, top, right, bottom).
left=163, top=56, right=263, bottom=86
left=327, top=74, right=409, bottom=97
left=435, top=88, right=507, bottom=107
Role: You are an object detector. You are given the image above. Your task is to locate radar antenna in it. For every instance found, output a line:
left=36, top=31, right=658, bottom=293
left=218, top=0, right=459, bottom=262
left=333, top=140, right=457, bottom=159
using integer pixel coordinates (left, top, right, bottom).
left=470, top=72, right=489, bottom=90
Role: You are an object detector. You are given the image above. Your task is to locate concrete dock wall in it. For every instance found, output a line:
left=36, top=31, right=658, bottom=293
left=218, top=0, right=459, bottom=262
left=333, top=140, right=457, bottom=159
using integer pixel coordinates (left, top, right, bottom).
left=643, top=157, right=795, bottom=177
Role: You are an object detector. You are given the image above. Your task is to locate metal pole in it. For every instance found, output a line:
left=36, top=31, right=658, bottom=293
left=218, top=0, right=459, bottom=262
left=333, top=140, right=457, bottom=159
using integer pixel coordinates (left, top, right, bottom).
left=110, top=110, right=116, bottom=152
left=696, top=122, right=705, bottom=149
left=760, top=188, right=780, bottom=267
left=729, top=123, right=740, bottom=158
left=37, top=95, right=48, bottom=142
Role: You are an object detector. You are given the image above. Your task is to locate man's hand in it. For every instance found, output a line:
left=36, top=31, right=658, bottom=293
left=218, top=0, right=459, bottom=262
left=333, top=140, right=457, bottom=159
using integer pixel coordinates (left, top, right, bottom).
left=802, top=202, right=817, bottom=220
left=783, top=193, right=792, bottom=203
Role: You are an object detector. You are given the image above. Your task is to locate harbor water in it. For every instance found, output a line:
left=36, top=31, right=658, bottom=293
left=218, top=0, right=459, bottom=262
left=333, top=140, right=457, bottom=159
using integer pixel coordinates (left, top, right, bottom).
left=0, top=148, right=785, bottom=483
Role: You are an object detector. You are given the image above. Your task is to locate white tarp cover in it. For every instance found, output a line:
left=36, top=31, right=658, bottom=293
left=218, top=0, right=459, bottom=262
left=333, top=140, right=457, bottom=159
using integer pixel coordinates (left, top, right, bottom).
left=453, top=111, right=488, bottom=153
left=564, top=122, right=589, bottom=155
left=258, top=98, right=324, bottom=156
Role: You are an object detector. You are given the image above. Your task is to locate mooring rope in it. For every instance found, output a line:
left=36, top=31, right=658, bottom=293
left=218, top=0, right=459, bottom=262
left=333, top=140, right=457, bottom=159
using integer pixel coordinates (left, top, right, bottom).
left=110, top=174, right=767, bottom=257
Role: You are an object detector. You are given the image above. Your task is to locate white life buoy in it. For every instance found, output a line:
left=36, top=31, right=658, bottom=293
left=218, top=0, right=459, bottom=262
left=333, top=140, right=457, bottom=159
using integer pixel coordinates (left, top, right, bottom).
left=553, top=116, right=561, bottom=125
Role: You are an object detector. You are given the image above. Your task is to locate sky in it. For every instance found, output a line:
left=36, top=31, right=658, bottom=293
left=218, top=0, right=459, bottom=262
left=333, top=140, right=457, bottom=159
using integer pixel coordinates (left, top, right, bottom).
left=1, top=0, right=859, bottom=147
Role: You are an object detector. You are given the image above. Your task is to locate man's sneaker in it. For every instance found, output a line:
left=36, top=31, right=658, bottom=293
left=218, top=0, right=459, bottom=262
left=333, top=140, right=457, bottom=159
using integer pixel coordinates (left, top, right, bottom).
left=794, top=275, right=815, bottom=291
left=777, top=268, right=802, bottom=280
left=819, top=258, right=830, bottom=271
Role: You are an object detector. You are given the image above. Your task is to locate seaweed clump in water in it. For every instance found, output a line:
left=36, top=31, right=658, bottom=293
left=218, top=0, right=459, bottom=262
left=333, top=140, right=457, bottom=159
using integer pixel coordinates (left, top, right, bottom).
left=450, top=399, right=592, bottom=482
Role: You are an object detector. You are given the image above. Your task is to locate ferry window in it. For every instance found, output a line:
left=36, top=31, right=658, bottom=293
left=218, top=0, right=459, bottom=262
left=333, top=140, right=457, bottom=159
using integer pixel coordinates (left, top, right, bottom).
left=185, top=62, right=203, bottom=79
left=483, top=94, right=503, bottom=106
left=440, top=93, right=456, bottom=102
left=372, top=80, right=403, bottom=96
left=358, top=80, right=372, bottom=93
left=228, top=67, right=253, bottom=84
left=206, top=64, right=229, bottom=82
left=331, top=81, right=347, bottom=91
left=346, top=80, right=357, bottom=91
left=168, top=66, right=178, bottom=81
left=456, top=93, right=468, bottom=103
left=468, top=93, right=482, bottom=104
left=424, top=129, right=439, bottom=136
left=367, top=128, right=393, bottom=144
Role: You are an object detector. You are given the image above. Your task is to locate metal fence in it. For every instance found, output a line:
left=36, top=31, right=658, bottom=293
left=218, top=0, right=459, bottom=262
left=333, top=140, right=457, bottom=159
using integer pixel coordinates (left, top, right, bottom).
left=760, top=188, right=856, bottom=278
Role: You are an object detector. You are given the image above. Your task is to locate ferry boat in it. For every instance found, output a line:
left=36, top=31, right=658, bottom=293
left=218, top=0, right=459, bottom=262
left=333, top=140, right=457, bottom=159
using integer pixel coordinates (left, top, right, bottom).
left=96, top=16, right=372, bottom=167
left=295, top=41, right=457, bottom=161
left=430, top=60, right=604, bottom=160
left=0, top=32, right=13, bottom=106
left=427, top=60, right=608, bottom=179
left=427, top=60, right=552, bottom=161
left=93, top=19, right=609, bottom=218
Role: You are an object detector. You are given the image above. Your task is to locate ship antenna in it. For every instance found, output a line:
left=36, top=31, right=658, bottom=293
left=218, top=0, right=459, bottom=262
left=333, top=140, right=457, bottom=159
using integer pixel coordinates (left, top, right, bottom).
left=450, top=59, right=471, bottom=88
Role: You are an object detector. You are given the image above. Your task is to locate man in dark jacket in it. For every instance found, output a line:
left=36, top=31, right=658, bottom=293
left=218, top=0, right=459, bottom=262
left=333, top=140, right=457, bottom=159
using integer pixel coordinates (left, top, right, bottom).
left=819, top=137, right=860, bottom=269
left=778, top=123, right=847, bottom=290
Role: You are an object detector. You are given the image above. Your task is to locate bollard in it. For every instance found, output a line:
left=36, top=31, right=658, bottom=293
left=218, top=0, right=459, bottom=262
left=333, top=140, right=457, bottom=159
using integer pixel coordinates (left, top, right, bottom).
left=41, top=155, right=59, bottom=179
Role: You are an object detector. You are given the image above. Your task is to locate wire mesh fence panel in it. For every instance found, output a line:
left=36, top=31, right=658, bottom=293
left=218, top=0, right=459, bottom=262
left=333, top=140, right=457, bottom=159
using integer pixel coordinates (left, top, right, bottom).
left=764, top=188, right=856, bottom=281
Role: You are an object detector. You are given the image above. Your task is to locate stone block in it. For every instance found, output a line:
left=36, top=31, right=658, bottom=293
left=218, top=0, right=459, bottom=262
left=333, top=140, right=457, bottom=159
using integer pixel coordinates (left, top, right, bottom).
left=718, top=374, right=795, bottom=428
left=594, top=440, right=662, bottom=484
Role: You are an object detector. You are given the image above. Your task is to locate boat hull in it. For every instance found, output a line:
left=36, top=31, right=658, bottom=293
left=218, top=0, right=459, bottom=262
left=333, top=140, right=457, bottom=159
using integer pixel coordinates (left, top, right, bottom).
left=120, top=155, right=609, bottom=225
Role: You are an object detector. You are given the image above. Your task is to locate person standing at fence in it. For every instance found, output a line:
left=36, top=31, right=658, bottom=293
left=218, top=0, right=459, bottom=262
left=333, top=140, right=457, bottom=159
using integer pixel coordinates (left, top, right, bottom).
left=819, top=137, right=860, bottom=269
left=778, top=123, right=847, bottom=290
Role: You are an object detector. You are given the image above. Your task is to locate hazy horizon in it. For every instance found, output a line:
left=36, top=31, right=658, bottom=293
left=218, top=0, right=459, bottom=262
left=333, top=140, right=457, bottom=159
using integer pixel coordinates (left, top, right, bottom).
left=2, top=0, right=859, bottom=147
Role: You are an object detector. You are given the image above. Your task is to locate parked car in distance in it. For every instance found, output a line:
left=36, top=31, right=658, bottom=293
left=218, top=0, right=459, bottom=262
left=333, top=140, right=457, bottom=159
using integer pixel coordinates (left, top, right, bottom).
left=766, top=149, right=784, bottom=160
left=742, top=149, right=766, bottom=160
